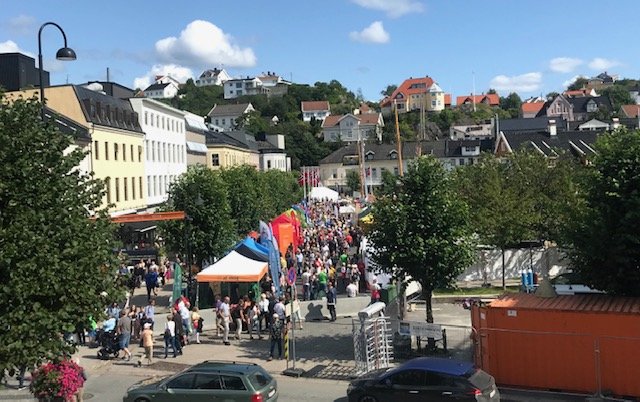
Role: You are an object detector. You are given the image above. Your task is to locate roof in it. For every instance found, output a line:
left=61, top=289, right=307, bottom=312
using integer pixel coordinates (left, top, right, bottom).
left=301, top=101, right=330, bottom=112
left=489, top=293, right=640, bottom=315
left=256, top=140, right=285, bottom=153
left=358, top=102, right=372, bottom=113
left=444, top=94, right=452, bottom=105
left=395, top=357, right=474, bottom=377
left=521, top=102, right=546, bottom=115
left=502, top=130, right=599, bottom=158
left=143, top=82, right=170, bottom=92
left=318, top=140, right=447, bottom=164
left=199, top=68, right=223, bottom=78
left=620, top=104, right=640, bottom=118
left=45, top=107, right=91, bottom=141
left=500, top=116, right=567, bottom=133
left=207, top=103, right=252, bottom=117
left=444, top=139, right=494, bottom=157
left=567, top=96, right=612, bottom=113
left=380, top=76, right=435, bottom=106
left=73, top=85, right=143, bottom=133
left=322, top=113, right=381, bottom=128
left=456, top=94, right=500, bottom=106
left=205, top=131, right=250, bottom=150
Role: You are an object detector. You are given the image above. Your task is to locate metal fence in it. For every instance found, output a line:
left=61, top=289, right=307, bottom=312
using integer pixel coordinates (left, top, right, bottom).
left=352, top=316, right=394, bottom=375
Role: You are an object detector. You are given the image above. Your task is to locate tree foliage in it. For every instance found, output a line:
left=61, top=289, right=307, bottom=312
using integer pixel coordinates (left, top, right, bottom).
left=0, top=96, right=123, bottom=371
left=368, top=156, right=476, bottom=323
left=567, top=77, right=589, bottom=91
left=159, top=165, right=236, bottom=267
left=259, top=169, right=304, bottom=219
left=345, top=169, right=360, bottom=195
left=565, top=129, right=640, bottom=296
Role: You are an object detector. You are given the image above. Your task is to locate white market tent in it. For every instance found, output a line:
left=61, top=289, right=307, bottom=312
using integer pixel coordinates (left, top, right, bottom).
left=309, top=186, right=339, bottom=201
left=196, top=250, right=268, bottom=282
left=339, top=205, right=356, bottom=214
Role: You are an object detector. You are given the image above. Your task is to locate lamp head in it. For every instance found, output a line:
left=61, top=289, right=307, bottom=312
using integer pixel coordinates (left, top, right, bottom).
left=55, top=47, right=76, bottom=61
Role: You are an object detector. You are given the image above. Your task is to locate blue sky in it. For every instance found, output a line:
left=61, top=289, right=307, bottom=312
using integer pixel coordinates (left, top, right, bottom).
left=1, top=0, right=638, bottom=102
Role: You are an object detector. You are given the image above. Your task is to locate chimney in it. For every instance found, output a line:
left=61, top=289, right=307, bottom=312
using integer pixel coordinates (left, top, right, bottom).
left=548, top=119, right=557, bottom=136
left=612, top=117, right=620, bottom=130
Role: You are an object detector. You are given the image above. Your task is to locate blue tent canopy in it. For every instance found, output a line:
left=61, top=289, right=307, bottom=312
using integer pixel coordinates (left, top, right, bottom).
left=234, top=237, right=269, bottom=262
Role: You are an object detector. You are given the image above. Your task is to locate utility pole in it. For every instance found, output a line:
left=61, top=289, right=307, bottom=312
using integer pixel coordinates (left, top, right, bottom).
left=394, top=100, right=404, bottom=176
left=358, top=124, right=366, bottom=198
left=472, top=71, right=477, bottom=112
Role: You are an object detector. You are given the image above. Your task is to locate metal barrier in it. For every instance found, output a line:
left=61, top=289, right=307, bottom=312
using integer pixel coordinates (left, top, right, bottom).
left=352, top=315, right=394, bottom=375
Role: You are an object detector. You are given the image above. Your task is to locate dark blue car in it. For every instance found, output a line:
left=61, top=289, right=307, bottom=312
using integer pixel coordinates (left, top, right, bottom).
left=347, top=357, right=500, bottom=402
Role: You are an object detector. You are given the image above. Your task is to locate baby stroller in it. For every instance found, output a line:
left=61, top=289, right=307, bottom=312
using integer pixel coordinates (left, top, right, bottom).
left=96, top=329, right=121, bottom=360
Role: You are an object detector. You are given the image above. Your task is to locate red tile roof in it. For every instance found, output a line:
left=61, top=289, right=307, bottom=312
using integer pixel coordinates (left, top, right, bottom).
left=489, top=293, right=640, bottom=315
left=621, top=104, right=640, bottom=118
left=322, top=115, right=342, bottom=127
left=456, top=94, right=500, bottom=106
left=444, top=94, right=452, bottom=105
left=563, top=89, right=590, bottom=97
left=358, top=113, right=381, bottom=125
left=359, top=102, right=372, bottom=113
left=380, top=76, right=435, bottom=107
left=521, top=101, right=546, bottom=115
left=301, top=101, right=330, bottom=112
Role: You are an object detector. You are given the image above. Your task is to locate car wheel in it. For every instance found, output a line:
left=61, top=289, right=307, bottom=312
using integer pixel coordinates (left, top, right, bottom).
left=134, top=398, right=150, bottom=402
left=359, top=395, right=378, bottom=402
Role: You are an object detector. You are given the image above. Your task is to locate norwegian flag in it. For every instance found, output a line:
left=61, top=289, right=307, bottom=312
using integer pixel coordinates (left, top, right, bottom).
left=298, top=166, right=320, bottom=187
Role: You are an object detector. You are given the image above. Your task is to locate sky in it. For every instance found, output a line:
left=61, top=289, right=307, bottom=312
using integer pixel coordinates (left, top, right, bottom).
left=1, top=0, right=639, bottom=103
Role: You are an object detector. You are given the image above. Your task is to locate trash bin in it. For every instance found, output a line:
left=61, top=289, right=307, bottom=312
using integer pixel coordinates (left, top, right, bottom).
left=380, top=284, right=397, bottom=304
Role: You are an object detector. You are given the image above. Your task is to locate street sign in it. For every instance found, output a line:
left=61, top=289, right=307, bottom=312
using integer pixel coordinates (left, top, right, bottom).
left=287, top=267, right=297, bottom=285
left=399, top=321, right=443, bottom=339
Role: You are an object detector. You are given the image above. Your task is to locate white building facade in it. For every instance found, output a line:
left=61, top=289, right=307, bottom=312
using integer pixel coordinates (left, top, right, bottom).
left=130, top=98, right=188, bottom=207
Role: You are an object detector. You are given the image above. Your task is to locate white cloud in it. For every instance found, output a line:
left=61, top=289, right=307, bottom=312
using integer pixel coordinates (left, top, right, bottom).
left=351, top=0, right=424, bottom=18
left=588, top=57, right=620, bottom=71
left=0, top=40, right=33, bottom=57
left=489, top=72, right=542, bottom=92
left=563, top=75, right=587, bottom=88
left=155, top=20, right=256, bottom=68
left=8, top=15, right=35, bottom=36
left=133, top=64, right=194, bottom=90
left=349, top=21, right=390, bottom=44
left=549, top=57, right=582, bottom=73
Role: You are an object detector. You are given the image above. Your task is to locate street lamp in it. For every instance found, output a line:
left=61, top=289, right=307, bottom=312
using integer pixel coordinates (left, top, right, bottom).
left=38, top=22, right=77, bottom=122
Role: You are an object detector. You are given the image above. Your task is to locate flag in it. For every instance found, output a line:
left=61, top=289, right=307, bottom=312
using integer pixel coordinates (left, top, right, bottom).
left=172, top=262, right=183, bottom=303
left=298, top=166, right=321, bottom=187
left=259, top=221, right=282, bottom=295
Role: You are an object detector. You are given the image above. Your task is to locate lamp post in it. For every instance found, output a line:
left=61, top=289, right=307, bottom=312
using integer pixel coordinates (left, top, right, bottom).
left=38, top=22, right=77, bottom=122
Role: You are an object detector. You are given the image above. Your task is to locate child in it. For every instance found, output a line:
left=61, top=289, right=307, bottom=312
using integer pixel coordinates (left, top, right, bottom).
left=141, top=323, right=154, bottom=365
left=191, top=307, right=203, bottom=344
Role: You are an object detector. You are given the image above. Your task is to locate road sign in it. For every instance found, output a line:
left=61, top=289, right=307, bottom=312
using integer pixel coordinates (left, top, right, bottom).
left=287, top=267, right=296, bottom=285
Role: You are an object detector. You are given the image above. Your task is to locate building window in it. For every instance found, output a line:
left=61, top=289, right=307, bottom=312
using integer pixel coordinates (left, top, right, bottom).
left=115, top=178, right=120, bottom=202
left=147, top=176, right=151, bottom=197
left=215, top=119, right=219, bottom=125
left=122, top=143, right=126, bottom=161
left=393, top=167, right=399, bottom=175
left=144, top=111, right=148, bottom=125
left=139, top=177, right=143, bottom=199
left=162, top=117, right=165, bottom=130
left=372, top=168, right=378, bottom=178
left=150, top=113, right=154, bottom=127
left=94, top=141, right=99, bottom=160
left=105, top=142, right=109, bottom=160
left=459, top=158, right=465, bottom=166
left=131, top=177, right=136, bottom=200
left=138, top=146, right=143, bottom=162
left=105, top=177, right=111, bottom=204
left=114, top=143, right=119, bottom=160
left=156, top=115, right=159, bottom=127
left=123, top=177, right=128, bottom=201
left=211, top=153, right=220, bottom=166
left=151, top=141, right=156, bottom=161
left=222, top=118, right=226, bottom=126
left=130, top=145, right=134, bottom=162
left=267, top=160, right=272, bottom=169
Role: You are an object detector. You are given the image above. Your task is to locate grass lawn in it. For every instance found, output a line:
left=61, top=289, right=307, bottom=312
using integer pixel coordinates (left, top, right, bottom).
left=433, top=286, right=520, bottom=296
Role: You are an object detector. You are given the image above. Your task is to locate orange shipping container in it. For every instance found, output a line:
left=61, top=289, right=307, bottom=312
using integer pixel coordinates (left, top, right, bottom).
left=471, top=293, right=640, bottom=399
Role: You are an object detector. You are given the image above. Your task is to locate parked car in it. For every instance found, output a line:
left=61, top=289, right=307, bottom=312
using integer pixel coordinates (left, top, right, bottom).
left=123, top=360, right=278, bottom=402
left=550, top=272, right=603, bottom=295
left=347, top=357, right=500, bottom=402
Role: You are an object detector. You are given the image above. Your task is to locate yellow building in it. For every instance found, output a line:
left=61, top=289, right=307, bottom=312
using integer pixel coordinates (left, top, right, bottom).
left=205, top=130, right=259, bottom=170
left=7, top=85, right=147, bottom=215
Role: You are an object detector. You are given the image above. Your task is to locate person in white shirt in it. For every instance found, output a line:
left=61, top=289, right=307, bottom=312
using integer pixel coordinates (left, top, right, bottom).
left=258, top=293, right=270, bottom=335
left=346, top=281, right=358, bottom=298
left=163, top=315, right=177, bottom=358
left=301, top=269, right=312, bottom=301
left=274, top=296, right=286, bottom=322
left=221, top=296, right=231, bottom=345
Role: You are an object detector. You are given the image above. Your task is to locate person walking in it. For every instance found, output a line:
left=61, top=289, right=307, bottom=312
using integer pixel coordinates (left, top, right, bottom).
left=141, top=323, right=154, bottom=365
left=326, top=282, right=337, bottom=322
left=258, top=293, right=270, bottom=335
left=116, top=311, right=132, bottom=361
left=214, top=294, right=223, bottom=337
left=301, top=269, right=311, bottom=301
left=191, top=307, right=202, bottom=344
left=163, top=315, right=177, bottom=358
left=267, top=313, right=284, bottom=361
left=172, top=308, right=184, bottom=354
left=221, top=296, right=231, bottom=345
left=231, top=302, right=243, bottom=340
left=144, top=268, right=158, bottom=302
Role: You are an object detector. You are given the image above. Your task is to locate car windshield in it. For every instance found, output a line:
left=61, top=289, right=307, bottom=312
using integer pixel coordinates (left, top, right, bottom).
left=467, top=369, right=494, bottom=390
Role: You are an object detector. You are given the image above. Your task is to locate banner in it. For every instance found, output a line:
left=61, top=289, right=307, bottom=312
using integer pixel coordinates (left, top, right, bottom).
left=172, top=262, right=183, bottom=303
left=259, top=221, right=282, bottom=295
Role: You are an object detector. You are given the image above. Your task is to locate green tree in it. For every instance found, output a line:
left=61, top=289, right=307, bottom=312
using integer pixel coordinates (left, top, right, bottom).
left=378, top=169, right=399, bottom=196
left=368, top=156, right=476, bottom=326
left=500, top=92, right=522, bottom=118
left=259, top=169, right=303, bottom=219
left=567, top=77, right=588, bottom=91
left=0, top=96, right=123, bottom=372
left=159, top=165, right=236, bottom=268
left=168, top=79, right=223, bottom=116
left=345, top=169, right=361, bottom=195
left=599, top=85, right=634, bottom=111
left=565, top=129, right=640, bottom=296
left=380, top=84, right=397, bottom=97
left=219, top=165, right=264, bottom=237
